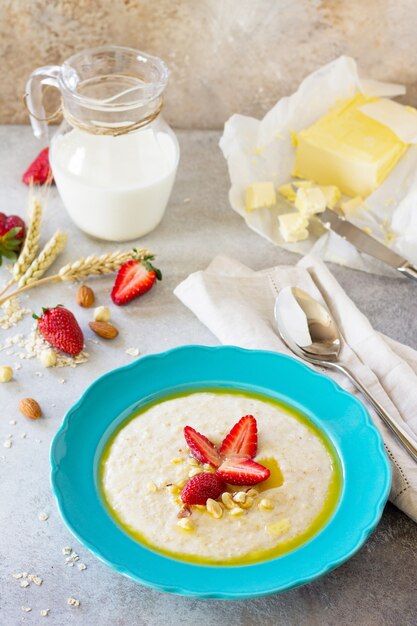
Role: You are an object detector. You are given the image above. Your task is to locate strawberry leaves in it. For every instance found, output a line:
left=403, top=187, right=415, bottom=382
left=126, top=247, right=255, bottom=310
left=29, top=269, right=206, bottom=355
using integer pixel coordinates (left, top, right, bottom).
left=0, top=226, right=24, bottom=266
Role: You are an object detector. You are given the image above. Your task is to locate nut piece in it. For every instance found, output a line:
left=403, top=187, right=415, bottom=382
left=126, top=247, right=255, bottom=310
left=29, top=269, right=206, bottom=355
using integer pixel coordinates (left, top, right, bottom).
left=89, top=321, right=119, bottom=340
left=266, top=518, right=291, bottom=537
left=233, top=491, right=247, bottom=504
left=39, top=348, right=57, bottom=368
left=258, top=498, right=275, bottom=511
left=19, top=398, right=42, bottom=420
left=76, top=284, right=95, bottom=308
left=188, top=467, right=203, bottom=478
left=206, top=498, right=223, bottom=519
left=246, top=488, right=259, bottom=498
left=221, top=492, right=235, bottom=510
left=240, top=496, right=254, bottom=509
left=0, top=365, right=13, bottom=382
left=93, top=306, right=111, bottom=322
left=177, top=518, right=194, bottom=531
left=229, top=506, right=245, bottom=517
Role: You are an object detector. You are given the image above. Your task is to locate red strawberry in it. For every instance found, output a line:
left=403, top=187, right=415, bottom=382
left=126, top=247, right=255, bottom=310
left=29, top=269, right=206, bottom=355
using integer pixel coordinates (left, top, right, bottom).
left=111, top=256, right=162, bottom=306
left=216, top=458, right=270, bottom=485
left=180, top=473, right=225, bottom=505
left=184, top=426, right=222, bottom=468
left=22, top=147, right=53, bottom=185
left=5, top=215, right=25, bottom=240
left=220, top=415, right=257, bottom=459
left=34, top=306, right=84, bottom=356
left=0, top=214, right=26, bottom=266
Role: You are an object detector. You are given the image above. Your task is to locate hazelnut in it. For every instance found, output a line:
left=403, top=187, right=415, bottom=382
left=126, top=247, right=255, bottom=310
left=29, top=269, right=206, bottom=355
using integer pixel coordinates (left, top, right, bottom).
left=93, top=306, right=111, bottom=322
left=39, top=348, right=57, bottom=368
left=0, top=365, right=13, bottom=382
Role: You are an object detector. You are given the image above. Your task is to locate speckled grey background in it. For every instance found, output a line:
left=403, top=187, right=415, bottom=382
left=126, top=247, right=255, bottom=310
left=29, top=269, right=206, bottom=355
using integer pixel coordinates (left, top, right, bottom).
left=2, top=0, right=417, bottom=128
left=0, top=127, right=416, bottom=625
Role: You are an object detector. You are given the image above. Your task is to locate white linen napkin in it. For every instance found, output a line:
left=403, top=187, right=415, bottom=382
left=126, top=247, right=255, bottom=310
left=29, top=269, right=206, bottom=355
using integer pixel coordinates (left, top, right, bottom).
left=174, top=254, right=417, bottom=522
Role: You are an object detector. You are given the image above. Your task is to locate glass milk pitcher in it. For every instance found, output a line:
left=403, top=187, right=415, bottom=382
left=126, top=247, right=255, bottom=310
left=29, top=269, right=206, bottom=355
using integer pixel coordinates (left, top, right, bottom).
left=25, top=46, right=179, bottom=242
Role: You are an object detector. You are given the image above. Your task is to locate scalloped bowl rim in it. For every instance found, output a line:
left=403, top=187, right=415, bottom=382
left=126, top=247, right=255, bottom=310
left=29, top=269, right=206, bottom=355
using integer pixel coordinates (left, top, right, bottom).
left=50, top=345, right=391, bottom=598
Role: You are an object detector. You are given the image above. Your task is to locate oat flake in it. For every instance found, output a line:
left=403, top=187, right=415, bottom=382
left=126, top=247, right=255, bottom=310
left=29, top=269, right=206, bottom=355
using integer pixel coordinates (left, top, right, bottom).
left=0, top=298, right=31, bottom=330
left=0, top=326, right=89, bottom=368
left=125, top=347, right=139, bottom=357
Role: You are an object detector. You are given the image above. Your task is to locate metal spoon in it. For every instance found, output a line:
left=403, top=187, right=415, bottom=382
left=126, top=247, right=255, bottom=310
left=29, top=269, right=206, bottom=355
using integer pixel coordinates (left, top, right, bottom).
left=275, top=286, right=417, bottom=463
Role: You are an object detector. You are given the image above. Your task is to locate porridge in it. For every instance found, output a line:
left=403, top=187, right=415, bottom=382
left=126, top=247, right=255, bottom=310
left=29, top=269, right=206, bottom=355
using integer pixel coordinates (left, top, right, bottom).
left=100, top=390, right=341, bottom=565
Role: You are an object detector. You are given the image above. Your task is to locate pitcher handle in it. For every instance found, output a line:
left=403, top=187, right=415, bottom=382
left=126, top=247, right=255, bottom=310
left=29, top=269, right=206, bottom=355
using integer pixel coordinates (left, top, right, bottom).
left=24, top=66, right=62, bottom=140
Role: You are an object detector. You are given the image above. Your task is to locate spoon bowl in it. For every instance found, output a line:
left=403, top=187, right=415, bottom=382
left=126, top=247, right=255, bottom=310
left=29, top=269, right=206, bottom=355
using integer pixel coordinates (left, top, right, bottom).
left=274, top=287, right=341, bottom=361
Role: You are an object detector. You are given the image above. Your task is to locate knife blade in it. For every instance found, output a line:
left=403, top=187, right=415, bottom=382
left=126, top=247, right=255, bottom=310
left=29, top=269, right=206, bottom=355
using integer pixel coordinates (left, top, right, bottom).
left=317, top=208, right=417, bottom=282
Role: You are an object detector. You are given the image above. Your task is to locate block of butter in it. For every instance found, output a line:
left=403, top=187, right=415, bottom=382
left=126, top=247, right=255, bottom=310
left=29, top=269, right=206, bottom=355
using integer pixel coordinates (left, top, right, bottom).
left=245, top=182, right=276, bottom=211
left=278, top=212, right=309, bottom=243
left=293, top=94, right=408, bottom=197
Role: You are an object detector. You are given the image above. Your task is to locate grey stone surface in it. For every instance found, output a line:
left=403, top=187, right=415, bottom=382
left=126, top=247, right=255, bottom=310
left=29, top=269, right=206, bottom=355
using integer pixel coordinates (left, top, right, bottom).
left=0, top=126, right=416, bottom=626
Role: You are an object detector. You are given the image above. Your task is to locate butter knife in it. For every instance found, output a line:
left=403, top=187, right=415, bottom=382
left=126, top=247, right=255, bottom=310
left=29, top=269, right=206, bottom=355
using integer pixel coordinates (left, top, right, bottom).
left=317, top=208, right=417, bottom=282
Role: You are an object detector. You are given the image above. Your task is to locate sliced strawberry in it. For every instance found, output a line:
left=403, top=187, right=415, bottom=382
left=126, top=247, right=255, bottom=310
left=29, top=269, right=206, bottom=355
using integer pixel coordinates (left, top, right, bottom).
left=220, top=415, right=258, bottom=459
left=216, top=457, right=270, bottom=485
left=180, top=473, right=225, bottom=505
left=111, top=256, right=162, bottom=306
left=184, top=425, right=222, bottom=468
left=22, top=147, right=53, bottom=185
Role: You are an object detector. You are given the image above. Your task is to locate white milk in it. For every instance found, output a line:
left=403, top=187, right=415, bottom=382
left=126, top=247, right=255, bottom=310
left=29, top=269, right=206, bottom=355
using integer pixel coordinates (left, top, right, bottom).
left=50, top=122, right=179, bottom=241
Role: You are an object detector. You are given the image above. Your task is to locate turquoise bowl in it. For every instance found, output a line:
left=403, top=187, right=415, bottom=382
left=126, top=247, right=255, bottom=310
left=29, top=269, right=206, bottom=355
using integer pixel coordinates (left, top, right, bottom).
left=50, top=345, right=391, bottom=598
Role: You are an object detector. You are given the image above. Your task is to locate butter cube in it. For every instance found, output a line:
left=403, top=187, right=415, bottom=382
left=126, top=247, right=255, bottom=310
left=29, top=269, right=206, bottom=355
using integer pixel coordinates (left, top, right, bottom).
left=245, top=182, right=276, bottom=211
left=278, top=183, right=297, bottom=203
left=279, top=181, right=340, bottom=210
left=294, top=187, right=326, bottom=216
left=293, top=93, right=408, bottom=197
left=278, top=213, right=309, bottom=243
left=340, top=196, right=363, bottom=217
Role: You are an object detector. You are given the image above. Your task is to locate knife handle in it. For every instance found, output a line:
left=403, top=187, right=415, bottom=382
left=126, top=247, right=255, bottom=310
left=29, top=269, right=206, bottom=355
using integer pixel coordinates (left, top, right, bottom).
left=398, top=263, right=417, bottom=282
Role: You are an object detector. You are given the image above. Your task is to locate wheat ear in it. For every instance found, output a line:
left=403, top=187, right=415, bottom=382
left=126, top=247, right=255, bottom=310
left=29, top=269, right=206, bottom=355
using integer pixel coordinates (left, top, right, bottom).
left=0, top=247, right=151, bottom=305
left=13, top=197, right=43, bottom=280
left=0, top=193, right=44, bottom=298
left=18, top=230, right=68, bottom=287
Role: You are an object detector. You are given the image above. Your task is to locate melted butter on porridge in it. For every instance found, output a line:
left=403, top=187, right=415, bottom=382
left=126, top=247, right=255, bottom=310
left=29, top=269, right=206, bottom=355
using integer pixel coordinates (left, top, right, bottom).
left=100, top=390, right=341, bottom=565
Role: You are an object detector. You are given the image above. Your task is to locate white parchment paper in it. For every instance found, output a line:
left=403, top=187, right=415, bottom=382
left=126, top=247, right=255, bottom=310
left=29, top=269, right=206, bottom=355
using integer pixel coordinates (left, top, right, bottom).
left=219, top=56, right=417, bottom=275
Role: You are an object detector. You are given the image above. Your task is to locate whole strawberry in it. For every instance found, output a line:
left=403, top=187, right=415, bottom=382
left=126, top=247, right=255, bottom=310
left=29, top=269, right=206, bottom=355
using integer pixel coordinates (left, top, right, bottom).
left=34, top=306, right=84, bottom=356
left=180, top=473, right=225, bottom=505
left=111, top=255, right=162, bottom=306
left=22, top=147, right=53, bottom=186
left=0, top=213, right=26, bottom=266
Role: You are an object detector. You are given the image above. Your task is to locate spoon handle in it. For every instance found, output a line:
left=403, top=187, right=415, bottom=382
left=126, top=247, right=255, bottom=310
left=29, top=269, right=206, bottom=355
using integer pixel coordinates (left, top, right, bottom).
left=330, top=361, right=417, bottom=463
